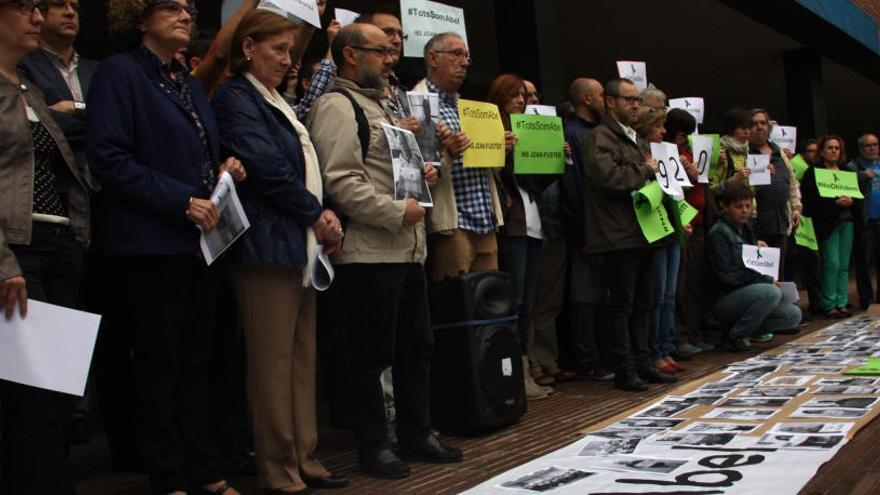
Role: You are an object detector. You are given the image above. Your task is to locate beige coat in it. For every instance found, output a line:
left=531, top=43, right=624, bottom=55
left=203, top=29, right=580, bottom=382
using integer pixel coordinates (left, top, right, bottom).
left=307, top=78, right=426, bottom=264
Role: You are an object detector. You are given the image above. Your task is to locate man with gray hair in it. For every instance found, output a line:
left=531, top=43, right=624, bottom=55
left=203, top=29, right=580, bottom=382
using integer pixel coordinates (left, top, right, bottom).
left=412, top=32, right=505, bottom=281
left=848, top=133, right=880, bottom=309
left=308, top=23, right=458, bottom=479
left=641, top=87, right=667, bottom=110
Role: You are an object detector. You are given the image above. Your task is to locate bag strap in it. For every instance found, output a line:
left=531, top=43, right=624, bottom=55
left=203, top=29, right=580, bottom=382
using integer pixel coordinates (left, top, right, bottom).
left=331, top=87, right=370, bottom=163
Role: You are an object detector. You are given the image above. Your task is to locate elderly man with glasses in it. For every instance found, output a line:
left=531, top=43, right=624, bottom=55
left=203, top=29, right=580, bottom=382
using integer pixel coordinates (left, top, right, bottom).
left=849, top=133, right=880, bottom=309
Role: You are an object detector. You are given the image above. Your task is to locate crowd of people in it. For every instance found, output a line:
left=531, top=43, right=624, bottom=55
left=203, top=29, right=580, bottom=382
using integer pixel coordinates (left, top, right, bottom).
left=1, top=1, right=879, bottom=495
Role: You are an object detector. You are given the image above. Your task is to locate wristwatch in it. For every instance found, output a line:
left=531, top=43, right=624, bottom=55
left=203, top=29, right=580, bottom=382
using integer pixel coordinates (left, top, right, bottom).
left=73, top=101, right=86, bottom=117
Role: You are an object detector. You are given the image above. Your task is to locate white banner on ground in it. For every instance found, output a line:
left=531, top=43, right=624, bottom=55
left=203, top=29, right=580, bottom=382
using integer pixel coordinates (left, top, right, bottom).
left=770, top=126, right=798, bottom=154
left=741, top=244, right=781, bottom=279
left=669, top=97, right=705, bottom=124
left=616, top=61, right=647, bottom=91
left=401, top=0, right=468, bottom=58
left=748, top=153, right=772, bottom=186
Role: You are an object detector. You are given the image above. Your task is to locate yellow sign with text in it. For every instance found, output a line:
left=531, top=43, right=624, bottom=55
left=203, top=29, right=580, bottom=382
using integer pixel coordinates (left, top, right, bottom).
left=458, top=99, right=506, bottom=168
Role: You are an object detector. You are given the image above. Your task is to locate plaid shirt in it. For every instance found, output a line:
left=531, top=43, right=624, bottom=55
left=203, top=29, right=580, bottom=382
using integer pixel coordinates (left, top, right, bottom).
left=294, top=58, right=336, bottom=121
left=427, top=79, right=495, bottom=234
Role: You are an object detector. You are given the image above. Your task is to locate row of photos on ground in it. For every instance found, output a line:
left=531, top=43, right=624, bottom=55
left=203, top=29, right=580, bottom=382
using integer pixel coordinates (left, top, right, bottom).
left=487, top=316, right=880, bottom=494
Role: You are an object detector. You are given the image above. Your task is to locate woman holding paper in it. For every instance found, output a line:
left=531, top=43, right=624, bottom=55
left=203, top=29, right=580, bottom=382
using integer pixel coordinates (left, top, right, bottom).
left=211, top=10, right=347, bottom=493
left=89, top=2, right=244, bottom=494
left=487, top=73, right=559, bottom=399
left=635, top=107, right=687, bottom=375
left=801, top=135, right=862, bottom=318
left=711, top=107, right=751, bottom=198
left=0, top=2, right=90, bottom=492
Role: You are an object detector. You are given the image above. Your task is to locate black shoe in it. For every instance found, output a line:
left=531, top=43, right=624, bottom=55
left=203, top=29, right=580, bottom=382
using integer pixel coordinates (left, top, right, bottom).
left=723, top=335, right=751, bottom=351
left=614, top=371, right=649, bottom=391
left=669, top=349, right=693, bottom=361
left=302, top=473, right=349, bottom=489
left=775, top=327, right=800, bottom=335
left=359, top=447, right=410, bottom=479
left=262, top=488, right=316, bottom=495
left=399, top=434, right=463, bottom=464
left=638, top=368, right=678, bottom=384
left=576, top=367, right=615, bottom=381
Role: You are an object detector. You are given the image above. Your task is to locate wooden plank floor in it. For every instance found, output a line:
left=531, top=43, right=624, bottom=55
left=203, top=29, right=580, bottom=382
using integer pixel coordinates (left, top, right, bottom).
left=68, top=308, right=880, bottom=494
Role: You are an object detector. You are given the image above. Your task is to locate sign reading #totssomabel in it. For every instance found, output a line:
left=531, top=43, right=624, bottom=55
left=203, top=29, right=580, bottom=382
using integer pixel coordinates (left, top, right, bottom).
left=401, top=0, right=468, bottom=58
left=458, top=99, right=505, bottom=168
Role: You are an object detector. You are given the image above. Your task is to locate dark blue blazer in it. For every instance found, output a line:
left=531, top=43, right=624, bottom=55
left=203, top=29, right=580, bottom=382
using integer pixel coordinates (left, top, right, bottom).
left=19, top=49, right=98, bottom=187
left=86, top=49, right=220, bottom=256
left=211, top=74, right=322, bottom=269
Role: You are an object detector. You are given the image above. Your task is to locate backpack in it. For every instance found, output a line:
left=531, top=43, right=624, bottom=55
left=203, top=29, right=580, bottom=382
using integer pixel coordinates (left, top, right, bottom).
left=331, top=87, right=370, bottom=163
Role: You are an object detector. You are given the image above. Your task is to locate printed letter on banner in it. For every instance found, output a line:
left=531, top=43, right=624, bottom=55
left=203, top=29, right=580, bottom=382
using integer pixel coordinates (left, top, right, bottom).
left=510, top=114, right=565, bottom=174
left=770, top=125, right=797, bottom=154
left=742, top=244, right=781, bottom=279
left=690, top=134, right=718, bottom=184
left=633, top=181, right=675, bottom=243
left=814, top=168, right=864, bottom=199
left=401, top=0, right=467, bottom=58
left=458, top=99, right=505, bottom=168
left=651, top=142, right=687, bottom=199
left=669, top=97, right=705, bottom=124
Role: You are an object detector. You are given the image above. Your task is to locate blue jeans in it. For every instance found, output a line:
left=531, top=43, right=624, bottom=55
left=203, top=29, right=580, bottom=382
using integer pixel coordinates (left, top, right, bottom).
left=713, top=283, right=802, bottom=338
left=498, top=236, right=543, bottom=354
left=650, top=243, right=680, bottom=359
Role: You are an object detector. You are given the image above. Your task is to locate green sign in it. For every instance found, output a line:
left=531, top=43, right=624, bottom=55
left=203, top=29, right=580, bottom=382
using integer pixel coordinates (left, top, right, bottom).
left=633, top=181, right=675, bottom=243
left=791, top=154, right=810, bottom=181
left=676, top=200, right=698, bottom=225
left=794, top=216, right=819, bottom=251
left=844, top=357, right=880, bottom=376
left=511, top=114, right=566, bottom=174
left=814, top=168, right=864, bottom=199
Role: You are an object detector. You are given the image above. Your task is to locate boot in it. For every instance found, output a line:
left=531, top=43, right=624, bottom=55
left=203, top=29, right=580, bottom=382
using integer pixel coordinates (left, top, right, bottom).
left=522, top=356, right=552, bottom=400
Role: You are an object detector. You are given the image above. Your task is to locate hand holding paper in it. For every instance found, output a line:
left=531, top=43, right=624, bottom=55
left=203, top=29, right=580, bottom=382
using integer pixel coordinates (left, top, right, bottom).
left=748, top=154, right=772, bottom=186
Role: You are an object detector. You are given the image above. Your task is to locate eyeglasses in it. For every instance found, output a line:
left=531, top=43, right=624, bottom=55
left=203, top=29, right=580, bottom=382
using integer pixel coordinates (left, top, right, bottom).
left=608, top=94, right=640, bottom=105
left=148, top=0, right=197, bottom=20
left=380, top=26, right=403, bottom=38
left=433, top=49, right=471, bottom=64
left=862, top=143, right=879, bottom=148
left=42, top=0, right=81, bottom=13
left=351, top=45, right=399, bottom=58
left=1, top=0, right=42, bottom=16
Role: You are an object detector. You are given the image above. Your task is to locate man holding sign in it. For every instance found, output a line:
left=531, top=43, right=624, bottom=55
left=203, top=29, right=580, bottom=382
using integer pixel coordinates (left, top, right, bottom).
left=582, top=78, right=676, bottom=392
left=417, top=32, right=505, bottom=281
left=706, top=184, right=801, bottom=351
left=801, top=136, right=863, bottom=318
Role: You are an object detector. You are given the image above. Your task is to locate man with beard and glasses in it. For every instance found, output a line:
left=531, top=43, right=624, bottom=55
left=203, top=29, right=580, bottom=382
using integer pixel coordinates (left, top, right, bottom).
left=581, top=78, right=678, bottom=391
left=306, top=23, right=457, bottom=480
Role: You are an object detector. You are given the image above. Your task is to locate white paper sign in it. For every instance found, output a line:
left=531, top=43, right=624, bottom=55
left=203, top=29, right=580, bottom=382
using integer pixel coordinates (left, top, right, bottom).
left=334, top=7, right=359, bottom=26
left=382, top=123, right=434, bottom=207
left=401, top=0, right=467, bottom=58
left=258, top=0, right=321, bottom=28
left=741, top=244, right=781, bottom=280
left=0, top=300, right=101, bottom=396
left=651, top=142, right=688, bottom=200
left=200, top=172, right=251, bottom=266
left=748, top=153, right=772, bottom=186
left=691, top=134, right=714, bottom=184
left=668, top=97, right=705, bottom=124
left=311, top=244, right=335, bottom=291
left=616, top=61, right=647, bottom=91
left=770, top=125, right=798, bottom=153
left=525, top=104, right=557, bottom=116
left=780, top=281, right=800, bottom=304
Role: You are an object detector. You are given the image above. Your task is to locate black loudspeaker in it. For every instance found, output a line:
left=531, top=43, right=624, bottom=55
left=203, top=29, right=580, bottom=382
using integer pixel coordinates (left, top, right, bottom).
left=428, top=271, right=526, bottom=432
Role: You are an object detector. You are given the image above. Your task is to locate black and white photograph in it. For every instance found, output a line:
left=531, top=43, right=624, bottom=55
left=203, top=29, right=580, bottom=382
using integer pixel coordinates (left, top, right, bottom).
left=591, top=456, right=689, bottom=475
left=578, top=438, right=641, bottom=457
left=498, top=466, right=595, bottom=493
left=719, top=397, right=790, bottom=408
left=633, top=401, right=696, bottom=418
left=770, top=422, right=853, bottom=435
left=406, top=91, right=441, bottom=163
left=381, top=123, right=433, bottom=207
left=742, top=386, right=808, bottom=398
left=200, top=171, right=250, bottom=265
left=612, top=418, right=686, bottom=429
left=803, top=397, right=879, bottom=409
left=788, top=366, right=846, bottom=374
left=817, top=377, right=878, bottom=386
left=654, top=432, right=736, bottom=446
left=815, top=386, right=880, bottom=395
left=682, top=422, right=759, bottom=433
left=756, top=433, right=845, bottom=450
left=703, top=408, right=778, bottom=420
left=791, top=408, right=870, bottom=419
left=698, top=383, right=740, bottom=393
left=590, top=428, right=661, bottom=441
left=766, top=375, right=814, bottom=386
left=675, top=393, right=725, bottom=406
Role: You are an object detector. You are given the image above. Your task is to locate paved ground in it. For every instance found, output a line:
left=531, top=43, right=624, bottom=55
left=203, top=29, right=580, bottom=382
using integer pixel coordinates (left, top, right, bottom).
left=68, top=301, right=880, bottom=494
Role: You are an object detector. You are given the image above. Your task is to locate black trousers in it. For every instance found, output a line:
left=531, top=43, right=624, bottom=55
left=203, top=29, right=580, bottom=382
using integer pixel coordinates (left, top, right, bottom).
left=599, top=248, right=655, bottom=373
left=785, top=238, right=823, bottom=313
left=1, top=223, right=83, bottom=495
left=95, top=255, right=223, bottom=494
left=335, top=263, right=433, bottom=454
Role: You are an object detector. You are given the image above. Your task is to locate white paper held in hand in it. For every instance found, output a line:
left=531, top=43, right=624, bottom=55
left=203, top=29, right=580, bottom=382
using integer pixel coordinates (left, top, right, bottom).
left=741, top=244, right=781, bottom=280
left=651, top=142, right=688, bottom=200
left=669, top=97, right=705, bottom=125
left=334, top=7, right=359, bottom=26
left=770, top=126, right=797, bottom=154
left=311, top=244, right=335, bottom=291
left=524, top=105, right=557, bottom=116
left=0, top=300, right=101, bottom=396
left=616, top=61, right=647, bottom=91
left=748, top=154, right=772, bottom=186
left=258, top=0, right=321, bottom=28
left=200, top=171, right=251, bottom=265
left=691, top=134, right=714, bottom=184
left=780, top=281, right=800, bottom=304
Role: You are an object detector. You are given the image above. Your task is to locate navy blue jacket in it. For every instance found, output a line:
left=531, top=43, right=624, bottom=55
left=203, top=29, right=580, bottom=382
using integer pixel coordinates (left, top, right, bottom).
left=86, top=49, right=219, bottom=256
left=211, top=74, right=322, bottom=269
left=706, top=215, right=774, bottom=303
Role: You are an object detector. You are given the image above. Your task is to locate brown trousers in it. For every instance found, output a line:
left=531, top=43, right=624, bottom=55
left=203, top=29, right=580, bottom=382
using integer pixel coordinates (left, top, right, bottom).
left=233, top=264, right=328, bottom=490
left=428, top=229, right=498, bottom=281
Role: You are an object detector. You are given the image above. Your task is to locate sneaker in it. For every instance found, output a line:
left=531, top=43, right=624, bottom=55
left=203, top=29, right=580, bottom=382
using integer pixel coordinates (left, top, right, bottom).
left=723, top=335, right=751, bottom=351
left=752, top=333, right=774, bottom=343
left=678, top=343, right=702, bottom=355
